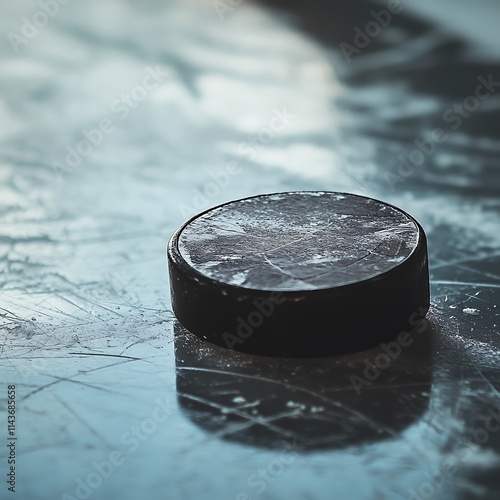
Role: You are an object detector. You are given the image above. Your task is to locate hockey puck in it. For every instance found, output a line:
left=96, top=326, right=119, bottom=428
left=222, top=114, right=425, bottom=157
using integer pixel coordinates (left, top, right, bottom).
left=167, top=191, right=430, bottom=357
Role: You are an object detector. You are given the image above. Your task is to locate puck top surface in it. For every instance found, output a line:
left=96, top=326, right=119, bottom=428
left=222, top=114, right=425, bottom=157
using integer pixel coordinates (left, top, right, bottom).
left=177, top=192, right=420, bottom=292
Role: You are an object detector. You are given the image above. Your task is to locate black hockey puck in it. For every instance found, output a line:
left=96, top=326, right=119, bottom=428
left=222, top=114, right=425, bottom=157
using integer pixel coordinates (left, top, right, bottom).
left=167, top=192, right=429, bottom=357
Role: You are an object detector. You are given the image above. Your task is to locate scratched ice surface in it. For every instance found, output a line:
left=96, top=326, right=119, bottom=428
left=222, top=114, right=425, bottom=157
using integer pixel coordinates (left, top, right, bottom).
left=0, top=1, right=500, bottom=499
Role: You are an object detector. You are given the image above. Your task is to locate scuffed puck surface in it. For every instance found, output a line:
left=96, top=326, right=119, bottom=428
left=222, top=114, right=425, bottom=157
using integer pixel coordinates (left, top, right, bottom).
left=168, top=191, right=429, bottom=356
left=178, top=192, right=419, bottom=290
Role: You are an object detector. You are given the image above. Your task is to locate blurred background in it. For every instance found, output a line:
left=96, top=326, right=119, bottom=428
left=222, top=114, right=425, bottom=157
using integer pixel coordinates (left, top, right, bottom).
left=1, top=1, right=500, bottom=499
